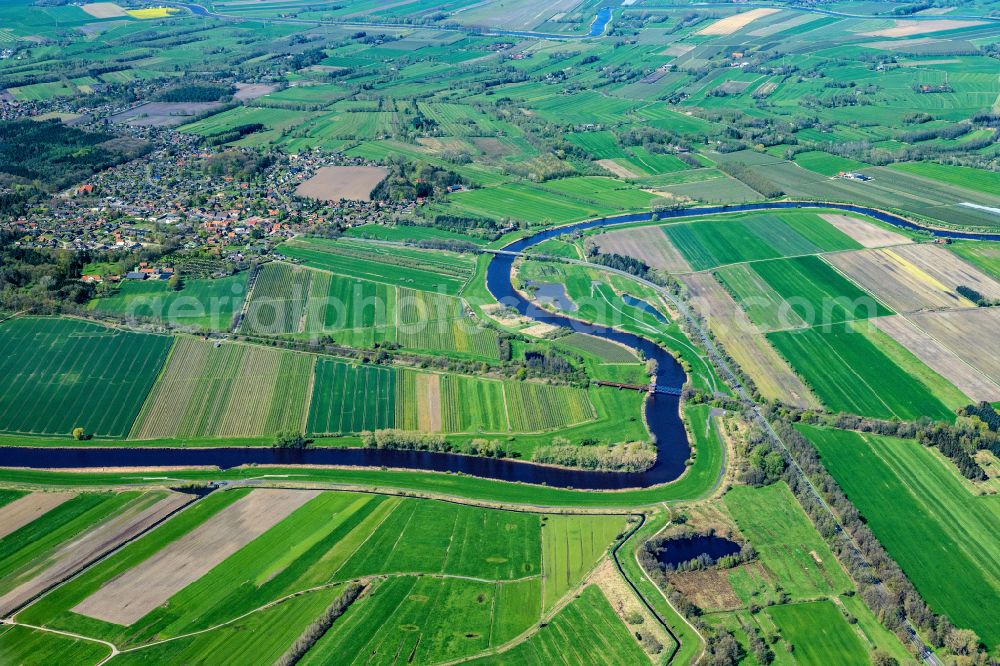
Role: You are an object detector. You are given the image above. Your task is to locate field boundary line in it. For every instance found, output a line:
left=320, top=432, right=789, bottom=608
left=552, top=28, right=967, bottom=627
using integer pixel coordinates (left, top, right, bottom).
left=3, top=619, right=119, bottom=663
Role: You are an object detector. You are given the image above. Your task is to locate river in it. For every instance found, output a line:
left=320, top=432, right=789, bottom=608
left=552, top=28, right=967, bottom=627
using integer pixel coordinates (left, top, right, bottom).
left=5, top=202, right=998, bottom=488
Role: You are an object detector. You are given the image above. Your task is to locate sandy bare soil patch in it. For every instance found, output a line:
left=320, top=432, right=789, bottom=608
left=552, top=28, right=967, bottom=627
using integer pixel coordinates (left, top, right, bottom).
left=296, top=166, right=388, bottom=203
left=660, top=44, right=694, bottom=57
left=520, top=322, right=559, bottom=338
left=73, top=489, right=318, bottom=626
left=683, top=273, right=818, bottom=408
left=595, top=159, right=639, bottom=179
left=594, top=226, right=691, bottom=273
left=416, top=373, right=442, bottom=433
left=862, top=19, right=984, bottom=38
left=819, top=214, right=911, bottom=248
left=0, top=493, right=76, bottom=540
left=0, top=492, right=191, bottom=617
left=81, top=2, right=127, bottom=18
left=233, top=82, right=278, bottom=101
left=110, top=102, right=224, bottom=127
left=669, top=564, right=753, bottom=611
left=874, top=315, right=1000, bottom=403
left=826, top=245, right=1000, bottom=313
left=698, top=8, right=779, bottom=35
left=894, top=244, right=1000, bottom=297
left=907, top=308, right=1000, bottom=387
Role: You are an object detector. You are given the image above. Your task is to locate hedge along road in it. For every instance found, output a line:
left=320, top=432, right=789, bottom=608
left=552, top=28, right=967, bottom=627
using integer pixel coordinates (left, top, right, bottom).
left=1, top=202, right=995, bottom=507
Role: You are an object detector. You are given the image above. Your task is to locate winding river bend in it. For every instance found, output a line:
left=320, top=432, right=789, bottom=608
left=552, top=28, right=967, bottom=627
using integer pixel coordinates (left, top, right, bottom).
left=4, top=202, right=998, bottom=488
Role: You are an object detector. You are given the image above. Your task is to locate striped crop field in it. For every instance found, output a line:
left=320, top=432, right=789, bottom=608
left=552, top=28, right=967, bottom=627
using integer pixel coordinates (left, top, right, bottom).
left=767, top=325, right=953, bottom=421
left=306, top=359, right=395, bottom=435
left=0, top=317, right=173, bottom=438
left=279, top=238, right=474, bottom=295
left=505, top=382, right=596, bottom=432
left=130, top=338, right=314, bottom=439
left=308, top=362, right=596, bottom=436
left=557, top=332, right=638, bottom=363
left=242, top=262, right=312, bottom=335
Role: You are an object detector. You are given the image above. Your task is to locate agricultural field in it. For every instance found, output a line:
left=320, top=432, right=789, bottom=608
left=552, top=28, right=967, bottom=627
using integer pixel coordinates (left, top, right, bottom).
left=307, top=358, right=595, bottom=437
left=0, top=317, right=173, bottom=438
left=767, top=324, right=956, bottom=421
left=802, top=426, right=1000, bottom=649
left=725, top=483, right=852, bottom=600
left=766, top=601, right=869, bottom=666
left=19, top=490, right=639, bottom=662
left=130, top=337, right=314, bottom=439
left=466, top=586, right=648, bottom=665
left=88, top=273, right=249, bottom=331
left=279, top=238, right=474, bottom=295
left=826, top=244, right=1000, bottom=313
left=661, top=211, right=862, bottom=271
left=0, top=490, right=191, bottom=617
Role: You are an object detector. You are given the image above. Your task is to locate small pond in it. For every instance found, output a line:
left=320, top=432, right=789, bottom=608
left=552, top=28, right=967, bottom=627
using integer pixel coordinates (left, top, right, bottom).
left=525, top=280, right=577, bottom=312
left=653, top=534, right=741, bottom=569
left=622, top=294, right=668, bottom=324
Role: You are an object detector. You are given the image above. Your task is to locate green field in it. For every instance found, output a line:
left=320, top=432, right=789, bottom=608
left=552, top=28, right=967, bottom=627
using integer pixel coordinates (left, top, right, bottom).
left=307, top=359, right=395, bottom=434
left=130, top=337, right=314, bottom=439
left=726, top=483, right=851, bottom=600
left=0, top=318, right=173, bottom=437
left=542, top=514, right=625, bottom=611
left=767, top=601, right=869, bottom=666
left=802, top=426, right=1000, bottom=649
left=279, top=238, right=474, bottom=295
left=0, top=624, right=111, bottom=666
left=792, top=151, right=869, bottom=177
left=88, top=273, right=248, bottom=331
left=768, top=325, right=953, bottom=421
left=242, top=262, right=312, bottom=335
left=661, top=212, right=861, bottom=271
left=22, top=490, right=633, bottom=661
left=751, top=255, right=892, bottom=325
left=888, top=162, right=1000, bottom=198
left=467, top=585, right=647, bottom=665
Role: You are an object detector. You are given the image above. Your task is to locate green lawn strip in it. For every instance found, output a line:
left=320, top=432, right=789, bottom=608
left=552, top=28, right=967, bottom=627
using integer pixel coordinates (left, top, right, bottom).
left=800, top=425, right=1000, bottom=647
left=724, top=482, right=852, bottom=600
left=767, top=600, right=869, bottom=666
left=465, top=585, right=648, bottom=665
left=849, top=320, right=969, bottom=410
left=714, top=263, right=806, bottom=332
left=887, top=162, right=1000, bottom=198
left=0, top=624, right=111, bottom=666
left=0, top=489, right=26, bottom=508
left=0, top=491, right=150, bottom=596
left=109, top=583, right=344, bottom=665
